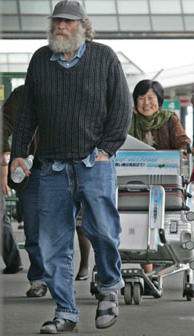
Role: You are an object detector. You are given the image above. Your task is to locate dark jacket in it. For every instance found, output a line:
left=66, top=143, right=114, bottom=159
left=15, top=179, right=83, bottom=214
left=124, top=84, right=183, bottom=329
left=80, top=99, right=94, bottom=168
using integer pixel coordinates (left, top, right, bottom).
left=149, top=113, right=190, bottom=150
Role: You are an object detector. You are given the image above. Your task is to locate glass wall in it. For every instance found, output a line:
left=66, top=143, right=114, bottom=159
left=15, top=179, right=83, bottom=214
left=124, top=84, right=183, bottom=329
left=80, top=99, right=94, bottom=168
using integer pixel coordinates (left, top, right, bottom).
left=1, top=0, right=194, bottom=38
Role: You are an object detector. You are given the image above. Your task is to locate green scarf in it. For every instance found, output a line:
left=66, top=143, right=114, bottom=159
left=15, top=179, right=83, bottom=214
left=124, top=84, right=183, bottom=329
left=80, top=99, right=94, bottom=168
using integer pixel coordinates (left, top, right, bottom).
left=129, top=109, right=173, bottom=141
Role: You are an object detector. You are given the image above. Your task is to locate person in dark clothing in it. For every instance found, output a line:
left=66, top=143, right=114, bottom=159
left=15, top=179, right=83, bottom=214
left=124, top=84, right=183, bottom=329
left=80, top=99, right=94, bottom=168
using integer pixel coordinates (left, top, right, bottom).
left=0, top=198, right=23, bottom=274
left=1, top=145, right=22, bottom=273
left=11, top=1, right=132, bottom=333
left=2, top=85, right=46, bottom=295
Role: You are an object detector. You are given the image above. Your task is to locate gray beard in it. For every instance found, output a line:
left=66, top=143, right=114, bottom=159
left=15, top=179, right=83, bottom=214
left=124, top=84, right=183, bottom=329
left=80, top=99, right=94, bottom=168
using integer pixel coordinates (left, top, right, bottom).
left=48, top=25, right=85, bottom=54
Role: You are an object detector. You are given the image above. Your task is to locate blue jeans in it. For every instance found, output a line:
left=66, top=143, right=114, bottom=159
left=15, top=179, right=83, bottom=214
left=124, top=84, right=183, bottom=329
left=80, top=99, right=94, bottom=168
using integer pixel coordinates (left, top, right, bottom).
left=21, top=168, right=44, bottom=282
left=38, top=159, right=124, bottom=323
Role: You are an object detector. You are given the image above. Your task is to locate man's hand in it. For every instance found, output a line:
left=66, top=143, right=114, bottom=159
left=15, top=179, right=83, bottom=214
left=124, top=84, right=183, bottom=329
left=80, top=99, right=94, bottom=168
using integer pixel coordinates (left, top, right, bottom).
left=11, top=158, right=31, bottom=176
left=95, top=153, right=109, bottom=161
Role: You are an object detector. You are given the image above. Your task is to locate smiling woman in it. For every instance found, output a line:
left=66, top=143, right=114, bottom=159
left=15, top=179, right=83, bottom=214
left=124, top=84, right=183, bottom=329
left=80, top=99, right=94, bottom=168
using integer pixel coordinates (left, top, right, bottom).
left=136, top=89, right=159, bottom=117
left=129, top=79, right=191, bottom=149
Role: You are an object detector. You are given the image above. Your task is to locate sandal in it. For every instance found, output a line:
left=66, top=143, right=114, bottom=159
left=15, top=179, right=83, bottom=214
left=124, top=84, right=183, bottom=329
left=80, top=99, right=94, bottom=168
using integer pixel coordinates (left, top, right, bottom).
left=95, top=292, right=118, bottom=329
left=40, top=318, right=76, bottom=334
left=26, top=282, right=47, bottom=298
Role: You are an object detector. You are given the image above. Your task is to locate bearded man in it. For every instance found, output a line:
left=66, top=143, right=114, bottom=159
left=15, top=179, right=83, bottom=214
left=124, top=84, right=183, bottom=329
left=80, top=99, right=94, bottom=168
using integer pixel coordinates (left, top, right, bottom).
left=11, top=0, right=132, bottom=333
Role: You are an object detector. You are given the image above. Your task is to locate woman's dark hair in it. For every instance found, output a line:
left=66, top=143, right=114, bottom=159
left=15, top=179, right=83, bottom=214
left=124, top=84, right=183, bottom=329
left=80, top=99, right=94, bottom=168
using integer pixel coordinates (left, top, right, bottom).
left=133, top=79, right=164, bottom=108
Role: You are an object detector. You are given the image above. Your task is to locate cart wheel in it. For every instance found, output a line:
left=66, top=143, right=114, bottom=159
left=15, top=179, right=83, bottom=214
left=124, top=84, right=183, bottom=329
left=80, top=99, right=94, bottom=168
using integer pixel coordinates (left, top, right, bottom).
left=153, top=290, right=162, bottom=299
left=124, top=284, right=133, bottom=305
left=133, top=283, right=142, bottom=305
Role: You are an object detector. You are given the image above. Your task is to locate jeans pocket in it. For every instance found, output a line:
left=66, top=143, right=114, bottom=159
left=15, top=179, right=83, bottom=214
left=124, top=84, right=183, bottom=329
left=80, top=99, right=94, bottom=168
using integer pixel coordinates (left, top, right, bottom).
left=92, top=159, right=116, bottom=184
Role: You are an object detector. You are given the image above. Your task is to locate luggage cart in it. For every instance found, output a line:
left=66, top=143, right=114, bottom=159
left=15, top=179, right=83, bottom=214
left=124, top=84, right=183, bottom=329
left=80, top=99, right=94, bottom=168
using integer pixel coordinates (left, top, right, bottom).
left=90, top=136, right=194, bottom=304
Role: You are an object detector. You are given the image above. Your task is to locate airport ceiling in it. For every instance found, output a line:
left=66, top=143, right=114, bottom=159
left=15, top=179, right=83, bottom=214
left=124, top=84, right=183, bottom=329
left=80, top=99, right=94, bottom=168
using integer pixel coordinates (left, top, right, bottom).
left=1, top=0, right=194, bottom=39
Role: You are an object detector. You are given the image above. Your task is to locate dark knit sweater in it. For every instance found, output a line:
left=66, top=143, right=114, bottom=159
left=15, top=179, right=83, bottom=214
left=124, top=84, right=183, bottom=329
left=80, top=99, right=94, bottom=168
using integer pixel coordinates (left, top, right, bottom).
left=11, top=41, right=132, bottom=161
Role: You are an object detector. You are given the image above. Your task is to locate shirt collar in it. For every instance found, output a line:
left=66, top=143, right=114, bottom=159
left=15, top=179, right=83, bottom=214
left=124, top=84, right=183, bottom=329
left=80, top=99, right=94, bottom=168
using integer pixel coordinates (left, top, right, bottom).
left=50, top=43, right=86, bottom=62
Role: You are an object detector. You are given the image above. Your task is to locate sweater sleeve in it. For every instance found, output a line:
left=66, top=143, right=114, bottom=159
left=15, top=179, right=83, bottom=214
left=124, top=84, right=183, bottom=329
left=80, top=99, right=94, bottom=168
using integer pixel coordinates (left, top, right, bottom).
left=170, top=113, right=191, bottom=149
left=97, top=60, right=133, bottom=156
left=11, top=60, right=38, bottom=159
left=2, top=97, right=16, bottom=153
left=2, top=86, right=24, bottom=153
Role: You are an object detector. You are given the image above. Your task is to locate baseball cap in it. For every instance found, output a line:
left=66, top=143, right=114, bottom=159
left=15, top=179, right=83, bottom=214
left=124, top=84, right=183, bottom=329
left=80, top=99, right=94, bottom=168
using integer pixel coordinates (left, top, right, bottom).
left=49, top=0, right=87, bottom=20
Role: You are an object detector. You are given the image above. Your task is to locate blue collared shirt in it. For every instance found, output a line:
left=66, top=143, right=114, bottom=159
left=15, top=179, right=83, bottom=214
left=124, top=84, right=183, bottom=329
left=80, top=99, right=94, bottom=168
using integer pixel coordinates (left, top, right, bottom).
left=50, top=43, right=86, bottom=68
